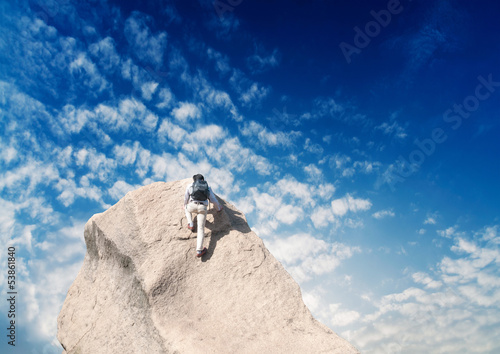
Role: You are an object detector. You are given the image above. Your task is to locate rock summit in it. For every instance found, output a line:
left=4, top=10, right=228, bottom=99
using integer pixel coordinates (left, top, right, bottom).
left=57, top=179, right=359, bottom=353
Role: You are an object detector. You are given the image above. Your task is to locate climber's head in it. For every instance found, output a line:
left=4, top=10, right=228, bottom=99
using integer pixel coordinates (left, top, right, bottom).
left=193, top=174, right=204, bottom=182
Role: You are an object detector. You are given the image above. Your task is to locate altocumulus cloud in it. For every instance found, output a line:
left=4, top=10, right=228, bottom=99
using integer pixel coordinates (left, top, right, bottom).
left=265, top=233, right=361, bottom=283
left=341, top=225, right=500, bottom=353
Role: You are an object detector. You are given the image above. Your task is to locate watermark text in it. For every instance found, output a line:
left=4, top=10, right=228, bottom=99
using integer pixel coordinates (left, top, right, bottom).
left=340, top=0, right=412, bottom=63
left=6, top=246, right=17, bottom=346
left=384, top=74, right=500, bottom=191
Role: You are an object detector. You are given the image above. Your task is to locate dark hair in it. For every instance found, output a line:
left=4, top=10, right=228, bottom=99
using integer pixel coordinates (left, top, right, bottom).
left=193, top=174, right=204, bottom=181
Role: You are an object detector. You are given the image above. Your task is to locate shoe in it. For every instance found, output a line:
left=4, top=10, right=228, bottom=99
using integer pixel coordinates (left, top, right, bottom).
left=196, top=247, right=207, bottom=257
left=187, top=224, right=194, bottom=231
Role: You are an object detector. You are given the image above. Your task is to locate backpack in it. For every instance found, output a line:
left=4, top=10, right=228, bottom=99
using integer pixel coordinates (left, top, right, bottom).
left=191, top=180, right=209, bottom=201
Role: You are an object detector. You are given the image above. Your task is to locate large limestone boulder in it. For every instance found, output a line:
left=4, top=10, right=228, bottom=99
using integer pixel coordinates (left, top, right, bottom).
left=57, top=179, right=359, bottom=353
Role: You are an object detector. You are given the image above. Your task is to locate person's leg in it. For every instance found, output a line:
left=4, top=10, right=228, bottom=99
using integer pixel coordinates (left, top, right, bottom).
left=196, top=204, right=208, bottom=251
left=185, top=204, right=195, bottom=228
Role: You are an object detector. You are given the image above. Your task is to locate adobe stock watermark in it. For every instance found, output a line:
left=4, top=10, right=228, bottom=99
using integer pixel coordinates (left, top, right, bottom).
left=213, top=0, right=244, bottom=19
left=384, top=74, right=500, bottom=191
left=339, top=0, right=413, bottom=64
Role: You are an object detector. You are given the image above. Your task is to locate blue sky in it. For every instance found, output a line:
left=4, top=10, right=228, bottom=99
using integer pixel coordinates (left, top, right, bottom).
left=1, top=0, right=500, bottom=352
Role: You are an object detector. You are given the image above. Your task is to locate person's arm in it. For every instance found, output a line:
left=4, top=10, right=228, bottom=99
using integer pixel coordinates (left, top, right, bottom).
left=184, top=185, right=191, bottom=208
left=208, top=188, right=223, bottom=211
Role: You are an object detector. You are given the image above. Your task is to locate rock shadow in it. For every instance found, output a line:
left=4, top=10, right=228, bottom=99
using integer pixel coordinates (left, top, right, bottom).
left=202, top=198, right=251, bottom=262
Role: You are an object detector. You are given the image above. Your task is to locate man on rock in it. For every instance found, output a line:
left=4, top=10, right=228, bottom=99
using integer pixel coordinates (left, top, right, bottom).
left=184, top=174, right=223, bottom=257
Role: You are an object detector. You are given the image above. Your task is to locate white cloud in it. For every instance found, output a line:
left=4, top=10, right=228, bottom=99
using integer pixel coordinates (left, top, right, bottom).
left=113, top=141, right=140, bottom=166
left=208, top=137, right=273, bottom=176
left=291, top=253, right=341, bottom=281
left=22, top=256, right=84, bottom=342
left=0, top=209, right=87, bottom=347
left=207, top=47, right=231, bottom=74
left=304, top=138, right=324, bottom=154
left=0, top=145, right=18, bottom=164
left=204, top=87, right=242, bottom=121
left=438, top=226, right=456, bottom=238
left=247, top=47, right=280, bottom=73
left=412, top=272, right=443, bottom=289
left=73, top=148, right=117, bottom=181
left=316, top=183, right=336, bottom=201
left=172, top=102, right=201, bottom=122
left=266, top=233, right=329, bottom=264
left=88, top=36, right=121, bottom=73
left=151, top=152, right=192, bottom=181
left=158, top=119, right=187, bottom=145
left=275, top=204, right=303, bottom=225
left=190, top=124, right=227, bottom=145
left=94, top=103, right=120, bottom=128
left=241, top=177, right=340, bottom=233
left=0, top=198, right=17, bottom=241
left=0, top=159, right=60, bottom=194
left=11, top=225, right=35, bottom=254
left=372, top=209, right=395, bottom=219
left=330, top=153, right=352, bottom=169
left=240, top=177, right=339, bottom=232
left=124, top=12, right=167, bottom=67
left=201, top=86, right=242, bottom=121
left=331, top=194, right=372, bottom=216
left=158, top=121, right=227, bottom=155
left=480, top=225, right=500, bottom=243
left=273, top=177, right=317, bottom=206
left=58, top=105, right=94, bottom=134
left=342, top=167, right=355, bottom=177
left=156, top=87, right=175, bottom=109
left=56, top=98, right=158, bottom=136
left=120, top=56, right=165, bottom=94
left=136, top=147, right=152, bottom=178
left=55, top=177, right=105, bottom=207
left=314, top=97, right=345, bottom=118
left=302, top=289, right=323, bottom=314
left=119, top=98, right=158, bottom=131
left=239, top=82, right=270, bottom=106
left=329, top=303, right=361, bottom=327
left=141, top=81, right=159, bottom=100
left=348, top=224, right=500, bottom=353
left=424, top=217, right=437, bottom=224
left=240, top=120, right=300, bottom=148
left=109, top=180, right=138, bottom=201
left=328, top=153, right=381, bottom=179
left=311, top=206, right=337, bottom=229
left=304, top=163, right=323, bottom=181
left=69, top=53, right=110, bottom=93
left=159, top=117, right=273, bottom=179
left=267, top=234, right=360, bottom=283
left=424, top=213, right=438, bottom=225
left=353, top=160, right=381, bottom=174
left=58, top=221, right=86, bottom=240
left=200, top=167, right=235, bottom=199
left=376, top=120, right=407, bottom=139
left=251, top=189, right=282, bottom=220
left=149, top=151, right=215, bottom=184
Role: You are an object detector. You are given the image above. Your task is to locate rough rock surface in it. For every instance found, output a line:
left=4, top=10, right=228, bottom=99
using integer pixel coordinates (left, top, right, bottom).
left=57, top=179, right=359, bottom=354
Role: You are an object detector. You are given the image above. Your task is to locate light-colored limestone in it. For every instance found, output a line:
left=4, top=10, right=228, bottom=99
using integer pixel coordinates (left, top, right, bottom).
left=57, top=179, right=359, bottom=354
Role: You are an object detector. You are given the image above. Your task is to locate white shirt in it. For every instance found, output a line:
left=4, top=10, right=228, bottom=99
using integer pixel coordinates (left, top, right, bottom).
left=184, top=183, right=222, bottom=210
